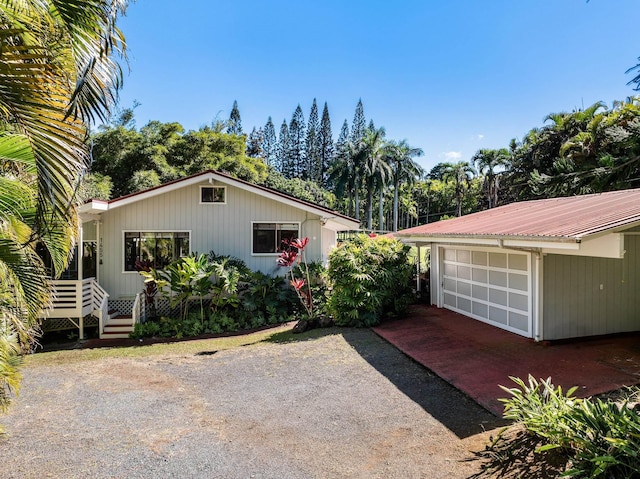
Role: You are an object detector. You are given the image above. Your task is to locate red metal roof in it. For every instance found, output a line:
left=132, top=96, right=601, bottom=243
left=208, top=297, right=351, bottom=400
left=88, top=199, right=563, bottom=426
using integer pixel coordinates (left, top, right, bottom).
left=397, top=189, right=640, bottom=240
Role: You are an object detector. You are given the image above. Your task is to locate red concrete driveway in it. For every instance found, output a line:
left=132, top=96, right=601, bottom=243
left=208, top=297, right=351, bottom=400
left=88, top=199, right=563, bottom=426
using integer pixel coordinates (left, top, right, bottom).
left=373, top=305, right=640, bottom=415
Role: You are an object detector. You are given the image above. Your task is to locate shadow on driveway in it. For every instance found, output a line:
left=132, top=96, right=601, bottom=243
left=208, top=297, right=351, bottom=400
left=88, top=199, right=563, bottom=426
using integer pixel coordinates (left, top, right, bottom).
left=264, top=326, right=506, bottom=439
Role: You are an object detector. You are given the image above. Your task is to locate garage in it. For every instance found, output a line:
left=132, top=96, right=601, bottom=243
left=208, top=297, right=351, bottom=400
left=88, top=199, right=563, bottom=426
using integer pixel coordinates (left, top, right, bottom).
left=440, top=247, right=532, bottom=337
left=396, top=189, right=640, bottom=341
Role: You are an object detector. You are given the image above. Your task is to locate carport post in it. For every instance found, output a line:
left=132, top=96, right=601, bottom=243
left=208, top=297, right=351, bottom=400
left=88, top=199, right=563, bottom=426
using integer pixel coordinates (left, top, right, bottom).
left=416, top=245, right=421, bottom=292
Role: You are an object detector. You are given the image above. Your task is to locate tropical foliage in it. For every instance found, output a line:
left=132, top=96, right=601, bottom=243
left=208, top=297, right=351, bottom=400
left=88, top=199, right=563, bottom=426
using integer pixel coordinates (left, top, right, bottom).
left=326, top=235, right=414, bottom=327
left=90, top=117, right=267, bottom=198
left=475, top=376, right=640, bottom=479
left=133, top=253, right=296, bottom=339
left=0, top=0, right=127, bottom=427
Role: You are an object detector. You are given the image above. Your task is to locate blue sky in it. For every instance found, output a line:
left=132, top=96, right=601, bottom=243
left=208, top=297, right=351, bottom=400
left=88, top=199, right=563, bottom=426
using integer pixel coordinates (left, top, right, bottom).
left=116, top=0, right=639, bottom=172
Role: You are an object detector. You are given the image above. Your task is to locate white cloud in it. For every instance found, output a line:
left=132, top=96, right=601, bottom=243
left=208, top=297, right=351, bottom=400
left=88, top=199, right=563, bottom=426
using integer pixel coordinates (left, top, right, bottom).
left=476, top=134, right=484, bottom=140
left=442, top=151, right=462, bottom=161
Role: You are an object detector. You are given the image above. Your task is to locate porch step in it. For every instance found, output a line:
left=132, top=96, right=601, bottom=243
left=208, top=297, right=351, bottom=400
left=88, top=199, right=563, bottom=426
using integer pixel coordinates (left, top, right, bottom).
left=100, top=331, right=133, bottom=339
left=102, top=314, right=134, bottom=339
left=106, top=315, right=133, bottom=326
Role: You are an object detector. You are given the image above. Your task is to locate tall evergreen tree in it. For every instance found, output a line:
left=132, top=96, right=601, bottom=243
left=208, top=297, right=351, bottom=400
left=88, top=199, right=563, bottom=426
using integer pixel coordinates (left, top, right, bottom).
left=227, top=100, right=243, bottom=135
left=318, top=102, right=334, bottom=187
left=246, top=127, right=265, bottom=158
left=368, top=119, right=375, bottom=132
left=335, top=119, right=350, bottom=157
left=278, top=119, right=290, bottom=176
left=288, top=105, right=306, bottom=178
left=350, top=99, right=366, bottom=145
left=305, top=99, right=320, bottom=181
left=262, top=117, right=277, bottom=167
left=329, top=120, right=357, bottom=217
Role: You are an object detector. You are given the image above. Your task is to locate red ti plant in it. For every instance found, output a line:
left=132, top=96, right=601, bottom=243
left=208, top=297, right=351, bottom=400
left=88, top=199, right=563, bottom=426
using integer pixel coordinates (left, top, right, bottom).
left=277, top=237, right=313, bottom=320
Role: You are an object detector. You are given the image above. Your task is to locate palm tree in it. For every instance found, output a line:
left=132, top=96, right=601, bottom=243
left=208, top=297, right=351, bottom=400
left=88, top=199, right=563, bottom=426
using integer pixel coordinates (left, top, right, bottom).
left=387, top=140, right=424, bottom=231
left=472, top=148, right=509, bottom=209
left=328, top=140, right=360, bottom=219
left=0, top=0, right=127, bottom=422
left=441, top=161, right=476, bottom=217
left=359, top=127, right=391, bottom=230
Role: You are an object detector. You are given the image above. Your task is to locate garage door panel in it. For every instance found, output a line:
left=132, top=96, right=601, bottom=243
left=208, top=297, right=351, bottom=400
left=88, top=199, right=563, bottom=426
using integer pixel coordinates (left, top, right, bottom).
left=442, top=247, right=532, bottom=338
left=509, top=254, right=528, bottom=271
left=457, top=281, right=471, bottom=297
left=489, top=306, right=508, bottom=325
left=457, top=249, right=471, bottom=263
left=472, top=268, right=487, bottom=282
left=472, top=302, right=488, bottom=318
left=509, top=273, right=528, bottom=291
left=444, top=293, right=457, bottom=308
left=472, top=284, right=487, bottom=301
left=489, top=288, right=508, bottom=306
left=509, top=312, right=529, bottom=331
left=444, top=277, right=457, bottom=292
left=458, top=297, right=472, bottom=313
left=489, top=270, right=507, bottom=287
left=457, top=265, right=471, bottom=279
left=472, top=251, right=487, bottom=265
left=509, top=292, right=528, bottom=311
left=489, top=252, right=507, bottom=268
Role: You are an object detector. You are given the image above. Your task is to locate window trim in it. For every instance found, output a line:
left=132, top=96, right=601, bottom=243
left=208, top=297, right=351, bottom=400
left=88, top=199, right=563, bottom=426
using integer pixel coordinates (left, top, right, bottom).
left=122, top=230, right=192, bottom=273
left=199, top=185, right=227, bottom=204
left=251, top=221, right=301, bottom=256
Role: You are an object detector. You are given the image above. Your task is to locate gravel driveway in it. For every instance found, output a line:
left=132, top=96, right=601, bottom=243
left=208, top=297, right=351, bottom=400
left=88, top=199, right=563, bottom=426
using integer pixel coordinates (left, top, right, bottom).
left=0, top=327, right=504, bottom=478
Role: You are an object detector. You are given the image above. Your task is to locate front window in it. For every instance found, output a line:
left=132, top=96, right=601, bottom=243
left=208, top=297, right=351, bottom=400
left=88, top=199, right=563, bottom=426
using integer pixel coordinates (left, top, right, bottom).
left=124, top=232, right=190, bottom=271
left=252, top=222, right=299, bottom=254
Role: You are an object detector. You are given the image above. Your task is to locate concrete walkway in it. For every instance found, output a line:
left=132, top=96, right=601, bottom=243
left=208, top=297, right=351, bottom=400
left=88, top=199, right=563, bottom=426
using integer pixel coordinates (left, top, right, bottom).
left=373, top=305, right=640, bottom=415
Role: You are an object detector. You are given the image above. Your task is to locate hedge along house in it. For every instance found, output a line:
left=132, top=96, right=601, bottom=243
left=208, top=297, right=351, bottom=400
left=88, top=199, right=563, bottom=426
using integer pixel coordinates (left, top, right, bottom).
left=42, top=170, right=359, bottom=339
left=396, top=189, right=640, bottom=341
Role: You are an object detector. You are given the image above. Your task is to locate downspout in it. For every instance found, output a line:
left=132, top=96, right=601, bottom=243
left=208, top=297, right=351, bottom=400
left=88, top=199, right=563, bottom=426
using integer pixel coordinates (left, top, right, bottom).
left=536, top=251, right=544, bottom=342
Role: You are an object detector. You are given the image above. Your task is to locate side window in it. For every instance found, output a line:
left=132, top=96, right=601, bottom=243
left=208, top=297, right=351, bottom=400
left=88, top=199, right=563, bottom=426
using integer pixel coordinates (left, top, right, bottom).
left=252, top=223, right=299, bottom=254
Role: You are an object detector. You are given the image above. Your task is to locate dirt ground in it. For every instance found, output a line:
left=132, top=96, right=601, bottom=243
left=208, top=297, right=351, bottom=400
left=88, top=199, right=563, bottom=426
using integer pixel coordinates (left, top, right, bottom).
left=0, top=327, right=506, bottom=478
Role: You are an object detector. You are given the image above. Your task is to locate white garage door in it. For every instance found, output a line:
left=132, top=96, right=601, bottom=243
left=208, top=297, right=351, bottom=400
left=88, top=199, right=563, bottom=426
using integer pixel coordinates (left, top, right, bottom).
left=441, top=247, right=532, bottom=337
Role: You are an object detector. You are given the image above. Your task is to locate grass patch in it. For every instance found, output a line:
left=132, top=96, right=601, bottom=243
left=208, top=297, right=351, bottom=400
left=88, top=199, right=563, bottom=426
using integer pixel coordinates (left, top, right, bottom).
left=25, top=324, right=295, bottom=367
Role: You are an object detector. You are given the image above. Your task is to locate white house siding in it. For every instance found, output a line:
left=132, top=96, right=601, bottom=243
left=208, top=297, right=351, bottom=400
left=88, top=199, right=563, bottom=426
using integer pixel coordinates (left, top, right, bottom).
left=82, top=221, right=97, bottom=241
left=542, top=234, right=640, bottom=340
left=98, top=180, right=324, bottom=299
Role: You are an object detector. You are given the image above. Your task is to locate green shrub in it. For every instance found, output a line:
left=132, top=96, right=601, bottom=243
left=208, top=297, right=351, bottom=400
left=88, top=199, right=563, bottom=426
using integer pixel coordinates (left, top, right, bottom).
left=326, top=234, right=414, bottom=327
left=500, top=375, right=640, bottom=478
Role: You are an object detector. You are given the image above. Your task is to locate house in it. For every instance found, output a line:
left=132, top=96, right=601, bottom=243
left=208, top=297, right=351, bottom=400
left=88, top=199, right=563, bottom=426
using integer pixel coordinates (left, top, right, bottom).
left=42, top=170, right=359, bottom=338
left=396, top=189, right=640, bottom=341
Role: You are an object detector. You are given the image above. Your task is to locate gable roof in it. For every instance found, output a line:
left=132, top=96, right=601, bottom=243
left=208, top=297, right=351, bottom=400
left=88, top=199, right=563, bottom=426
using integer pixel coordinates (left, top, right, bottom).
left=397, top=188, right=640, bottom=243
left=79, top=170, right=360, bottom=231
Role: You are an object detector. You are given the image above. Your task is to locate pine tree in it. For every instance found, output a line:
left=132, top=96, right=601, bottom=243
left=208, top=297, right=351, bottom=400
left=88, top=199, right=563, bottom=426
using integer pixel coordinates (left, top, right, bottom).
left=368, top=119, right=375, bottom=132
left=305, top=98, right=320, bottom=181
left=227, top=100, right=243, bottom=135
left=246, top=127, right=265, bottom=158
left=278, top=119, right=290, bottom=176
left=350, top=99, right=366, bottom=145
left=288, top=105, right=306, bottom=178
left=262, top=117, right=277, bottom=167
left=335, top=119, right=350, bottom=162
left=331, top=119, right=356, bottom=216
left=318, top=102, right=334, bottom=186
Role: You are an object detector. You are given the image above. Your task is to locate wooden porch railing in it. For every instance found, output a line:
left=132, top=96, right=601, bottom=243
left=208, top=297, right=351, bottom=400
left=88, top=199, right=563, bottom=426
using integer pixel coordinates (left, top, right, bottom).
left=132, top=292, right=142, bottom=327
left=43, top=278, right=109, bottom=338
